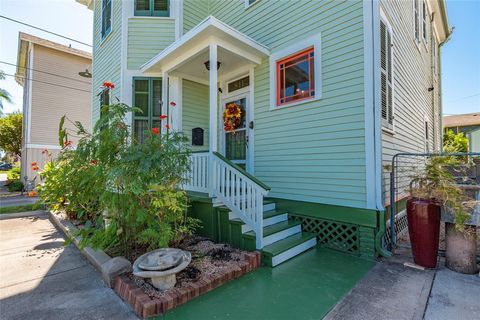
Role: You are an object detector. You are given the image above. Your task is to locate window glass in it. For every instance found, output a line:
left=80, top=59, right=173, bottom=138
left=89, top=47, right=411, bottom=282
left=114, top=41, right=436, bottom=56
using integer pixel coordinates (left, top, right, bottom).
left=101, top=0, right=112, bottom=38
left=134, top=80, right=149, bottom=116
left=135, top=0, right=169, bottom=16
left=133, top=78, right=162, bottom=143
left=136, top=0, right=149, bottom=11
left=276, top=48, right=315, bottom=106
left=152, top=80, right=162, bottom=117
left=154, top=0, right=168, bottom=12
left=228, top=76, right=249, bottom=93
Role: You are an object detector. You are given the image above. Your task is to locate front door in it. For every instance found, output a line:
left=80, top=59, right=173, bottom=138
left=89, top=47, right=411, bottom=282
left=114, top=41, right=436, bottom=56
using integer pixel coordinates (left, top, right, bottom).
left=222, top=94, right=249, bottom=170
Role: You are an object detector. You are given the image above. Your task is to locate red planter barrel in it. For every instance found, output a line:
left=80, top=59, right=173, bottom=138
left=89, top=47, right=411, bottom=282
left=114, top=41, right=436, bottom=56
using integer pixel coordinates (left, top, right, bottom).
left=406, top=198, right=441, bottom=268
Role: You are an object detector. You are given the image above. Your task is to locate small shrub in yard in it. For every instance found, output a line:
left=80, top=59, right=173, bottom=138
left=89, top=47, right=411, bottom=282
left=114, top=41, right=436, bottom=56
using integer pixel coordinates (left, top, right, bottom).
left=7, top=166, right=20, bottom=180
left=38, top=83, right=197, bottom=258
left=7, top=180, right=23, bottom=192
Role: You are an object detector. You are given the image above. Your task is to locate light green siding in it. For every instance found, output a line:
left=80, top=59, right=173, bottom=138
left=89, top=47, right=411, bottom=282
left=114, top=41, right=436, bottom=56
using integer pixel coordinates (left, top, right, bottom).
left=202, top=0, right=367, bottom=208
left=182, top=79, right=209, bottom=152
left=92, top=0, right=122, bottom=125
left=127, top=18, right=176, bottom=69
left=183, top=0, right=209, bottom=33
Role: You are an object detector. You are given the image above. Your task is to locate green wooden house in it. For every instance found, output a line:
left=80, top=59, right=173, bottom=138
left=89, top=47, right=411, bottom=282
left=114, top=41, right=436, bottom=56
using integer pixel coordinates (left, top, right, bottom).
left=77, top=0, right=451, bottom=266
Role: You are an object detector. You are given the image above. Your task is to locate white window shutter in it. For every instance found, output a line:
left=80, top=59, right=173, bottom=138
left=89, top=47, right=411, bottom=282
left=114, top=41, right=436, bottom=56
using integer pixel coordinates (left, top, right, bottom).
left=380, top=20, right=394, bottom=128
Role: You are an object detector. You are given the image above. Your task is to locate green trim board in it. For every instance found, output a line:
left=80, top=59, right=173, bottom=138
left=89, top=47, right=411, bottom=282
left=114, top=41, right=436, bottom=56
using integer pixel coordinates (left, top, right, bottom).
left=271, top=197, right=378, bottom=228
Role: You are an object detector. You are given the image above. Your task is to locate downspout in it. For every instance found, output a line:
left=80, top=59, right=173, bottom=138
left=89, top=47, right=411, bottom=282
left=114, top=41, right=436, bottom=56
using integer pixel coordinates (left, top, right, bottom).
left=370, top=0, right=391, bottom=258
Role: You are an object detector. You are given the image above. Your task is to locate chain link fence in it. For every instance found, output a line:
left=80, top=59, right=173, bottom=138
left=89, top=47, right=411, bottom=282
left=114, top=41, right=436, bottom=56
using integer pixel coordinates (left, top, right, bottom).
left=385, top=152, right=480, bottom=250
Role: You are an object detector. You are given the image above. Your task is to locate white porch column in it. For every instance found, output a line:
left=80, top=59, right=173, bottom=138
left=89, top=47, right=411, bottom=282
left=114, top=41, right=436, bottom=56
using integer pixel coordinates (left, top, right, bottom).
left=169, top=76, right=182, bottom=132
left=209, top=43, right=218, bottom=152
left=161, top=71, right=168, bottom=135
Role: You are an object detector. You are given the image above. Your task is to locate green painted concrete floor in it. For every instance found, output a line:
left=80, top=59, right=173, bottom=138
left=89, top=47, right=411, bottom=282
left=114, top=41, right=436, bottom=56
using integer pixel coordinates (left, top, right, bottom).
left=157, top=247, right=374, bottom=320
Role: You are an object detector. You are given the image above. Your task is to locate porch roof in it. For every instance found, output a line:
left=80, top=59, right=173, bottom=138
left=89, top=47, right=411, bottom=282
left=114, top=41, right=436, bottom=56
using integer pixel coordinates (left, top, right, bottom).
left=140, top=16, right=270, bottom=74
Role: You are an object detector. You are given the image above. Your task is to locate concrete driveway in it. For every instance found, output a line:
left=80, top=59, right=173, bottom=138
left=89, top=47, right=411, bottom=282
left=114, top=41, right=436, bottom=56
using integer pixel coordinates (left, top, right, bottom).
left=0, top=211, right=137, bottom=320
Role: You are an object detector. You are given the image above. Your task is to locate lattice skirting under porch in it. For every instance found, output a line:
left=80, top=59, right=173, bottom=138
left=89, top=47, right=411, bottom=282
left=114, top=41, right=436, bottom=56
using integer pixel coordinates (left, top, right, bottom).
left=288, top=215, right=360, bottom=255
left=383, top=210, right=409, bottom=249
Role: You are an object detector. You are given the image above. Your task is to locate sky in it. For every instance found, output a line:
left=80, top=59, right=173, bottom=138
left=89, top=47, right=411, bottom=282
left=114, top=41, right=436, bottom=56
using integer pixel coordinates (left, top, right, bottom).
left=0, top=0, right=479, bottom=116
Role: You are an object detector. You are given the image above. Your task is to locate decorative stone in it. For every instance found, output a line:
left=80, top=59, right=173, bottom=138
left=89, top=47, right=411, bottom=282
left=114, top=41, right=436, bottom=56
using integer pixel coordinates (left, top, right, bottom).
left=133, top=248, right=191, bottom=291
left=101, top=257, right=132, bottom=288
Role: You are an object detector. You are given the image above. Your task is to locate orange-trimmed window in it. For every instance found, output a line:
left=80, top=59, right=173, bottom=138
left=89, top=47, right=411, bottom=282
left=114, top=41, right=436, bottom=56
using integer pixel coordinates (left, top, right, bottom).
left=276, top=47, right=315, bottom=106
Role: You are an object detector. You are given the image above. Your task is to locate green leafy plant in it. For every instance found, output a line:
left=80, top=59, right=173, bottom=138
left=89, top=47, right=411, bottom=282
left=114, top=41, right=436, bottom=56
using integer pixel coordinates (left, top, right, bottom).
left=7, top=166, right=20, bottom=180
left=443, top=129, right=468, bottom=153
left=410, top=156, right=474, bottom=234
left=0, top=112, right=22, bottom=158
left=39, top=94, right=197, bottom=258
left=7, top=180, right=23, bottom=192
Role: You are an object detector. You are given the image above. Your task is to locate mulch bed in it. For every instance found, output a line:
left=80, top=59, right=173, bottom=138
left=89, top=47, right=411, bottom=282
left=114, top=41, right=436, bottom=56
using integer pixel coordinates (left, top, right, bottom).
left=114, top=236, right=261, bottom=318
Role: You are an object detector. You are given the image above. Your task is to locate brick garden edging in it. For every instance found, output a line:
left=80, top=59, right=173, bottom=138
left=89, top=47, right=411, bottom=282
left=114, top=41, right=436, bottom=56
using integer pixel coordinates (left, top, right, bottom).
left=114, top=251, right=261, bottom=319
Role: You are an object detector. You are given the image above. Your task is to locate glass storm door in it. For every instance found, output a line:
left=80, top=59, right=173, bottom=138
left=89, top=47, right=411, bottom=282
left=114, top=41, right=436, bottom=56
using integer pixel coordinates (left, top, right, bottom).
left=223, top=96, right=248, bottom=169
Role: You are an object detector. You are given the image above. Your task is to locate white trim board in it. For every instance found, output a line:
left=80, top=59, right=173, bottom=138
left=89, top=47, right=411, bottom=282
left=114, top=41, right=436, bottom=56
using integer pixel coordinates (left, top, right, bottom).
left=26, top=144, right=62, bottom=150
left=140, top=16, right=270, bottom=73
left=268, top=32, right=322, bottom=110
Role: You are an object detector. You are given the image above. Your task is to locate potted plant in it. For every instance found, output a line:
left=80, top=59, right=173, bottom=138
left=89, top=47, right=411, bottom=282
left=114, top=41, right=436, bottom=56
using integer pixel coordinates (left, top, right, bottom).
left=407, top=156, right=477, bottom=272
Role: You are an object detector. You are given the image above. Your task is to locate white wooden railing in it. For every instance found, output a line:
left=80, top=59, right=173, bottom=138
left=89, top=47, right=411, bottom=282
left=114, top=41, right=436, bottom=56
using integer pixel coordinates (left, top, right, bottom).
left=184, top=151, right=270, bottom=249
left=184, top=152, right=210, bottom=193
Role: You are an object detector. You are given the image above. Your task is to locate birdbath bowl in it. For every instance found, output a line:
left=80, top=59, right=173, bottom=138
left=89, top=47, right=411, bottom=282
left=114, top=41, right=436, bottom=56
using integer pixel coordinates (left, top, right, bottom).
left=133, top=248, right=191, bottom=290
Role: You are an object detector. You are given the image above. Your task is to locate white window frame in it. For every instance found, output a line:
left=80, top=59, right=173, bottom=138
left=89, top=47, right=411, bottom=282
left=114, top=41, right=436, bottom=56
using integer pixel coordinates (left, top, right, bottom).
left=244, top=0, right=260, bottom=9
left=422, top=0, right=429, bottom=46
left=269, top=33, right=322, bottom=110
left=380, top=10, right=395, bottom=131
left=414, top=0, right=420, bottom=43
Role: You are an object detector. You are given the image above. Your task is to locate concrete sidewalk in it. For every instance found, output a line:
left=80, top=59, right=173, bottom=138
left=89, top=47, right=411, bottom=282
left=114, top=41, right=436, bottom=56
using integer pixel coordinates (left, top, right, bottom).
left=325, top=244, right=480, bottom=320
left=0, top=195, right=39, bottom=208
left=0, top=211, right=137, bottom=320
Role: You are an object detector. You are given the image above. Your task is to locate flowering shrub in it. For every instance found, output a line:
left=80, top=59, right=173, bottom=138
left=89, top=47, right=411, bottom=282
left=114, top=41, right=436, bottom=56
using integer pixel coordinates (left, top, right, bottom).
left=39, top=88, right=196, bottom=257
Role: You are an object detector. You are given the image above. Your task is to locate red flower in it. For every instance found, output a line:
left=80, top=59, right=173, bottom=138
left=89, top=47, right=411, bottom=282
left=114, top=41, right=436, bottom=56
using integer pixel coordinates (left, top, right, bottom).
left=31, top=162, right=37, bottom=167
left=90, top=160, right=98, bottom=166
left=159, top=114, right=168, bottom=119
left=169, top=101, right=176, bottom=107
left=152, top=127, right=160, bottom=135
left=32, top=165, right=39, bottom=171
left=41, top=149, right=49, bottom=155
left=64, top=140, right=73, bottom=148
left=102, top=81, right=115, bottom=89
left=165, top=124, right=171, bottom=130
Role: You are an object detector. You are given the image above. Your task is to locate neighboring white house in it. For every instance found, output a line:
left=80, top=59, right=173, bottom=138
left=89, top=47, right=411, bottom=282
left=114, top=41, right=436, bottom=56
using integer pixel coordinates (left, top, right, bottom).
left=15, top=33, right=92, bottom=183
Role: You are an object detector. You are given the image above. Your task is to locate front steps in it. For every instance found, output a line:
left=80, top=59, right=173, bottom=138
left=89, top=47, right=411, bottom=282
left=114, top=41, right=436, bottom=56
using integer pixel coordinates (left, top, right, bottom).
left=228, top=200, right=317, bottom=267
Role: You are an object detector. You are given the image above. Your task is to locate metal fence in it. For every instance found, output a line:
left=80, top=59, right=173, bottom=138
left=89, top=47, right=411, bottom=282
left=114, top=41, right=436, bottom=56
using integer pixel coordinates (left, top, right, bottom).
left=386, top=152, right=480, bottom=250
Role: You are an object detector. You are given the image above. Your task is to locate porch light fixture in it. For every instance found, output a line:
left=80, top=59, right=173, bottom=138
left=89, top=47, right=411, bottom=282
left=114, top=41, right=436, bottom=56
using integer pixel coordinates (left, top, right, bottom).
left=204, top=60, right=221, bottom=71
left=78, top=68, right=92, bottom=78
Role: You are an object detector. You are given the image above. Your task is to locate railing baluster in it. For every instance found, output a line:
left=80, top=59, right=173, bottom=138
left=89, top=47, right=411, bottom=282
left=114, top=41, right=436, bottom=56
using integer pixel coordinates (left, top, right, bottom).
left=184, top=152, right=268, bottom=249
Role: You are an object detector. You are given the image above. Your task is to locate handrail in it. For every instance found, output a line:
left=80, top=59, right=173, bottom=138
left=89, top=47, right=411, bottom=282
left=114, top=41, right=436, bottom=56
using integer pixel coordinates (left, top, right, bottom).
left=212, top=151, right=271, bottom=191
left=184, top=151, right=270, bottom=249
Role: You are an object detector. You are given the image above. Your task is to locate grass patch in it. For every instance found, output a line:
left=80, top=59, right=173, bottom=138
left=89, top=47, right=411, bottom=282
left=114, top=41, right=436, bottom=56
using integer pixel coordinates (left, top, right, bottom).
left=0, top=201, right=44, bottom=214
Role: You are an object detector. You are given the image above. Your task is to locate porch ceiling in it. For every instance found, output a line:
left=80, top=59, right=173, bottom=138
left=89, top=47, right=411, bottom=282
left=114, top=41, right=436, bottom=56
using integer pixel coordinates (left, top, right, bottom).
left=140, top=16, right=270, bottom=75
left=171, top=46, right=254, bottom=82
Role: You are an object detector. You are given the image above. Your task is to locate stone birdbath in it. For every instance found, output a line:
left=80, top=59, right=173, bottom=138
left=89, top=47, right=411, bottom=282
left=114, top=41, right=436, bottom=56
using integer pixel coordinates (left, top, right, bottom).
left=133, top=248, right=191, bottom=290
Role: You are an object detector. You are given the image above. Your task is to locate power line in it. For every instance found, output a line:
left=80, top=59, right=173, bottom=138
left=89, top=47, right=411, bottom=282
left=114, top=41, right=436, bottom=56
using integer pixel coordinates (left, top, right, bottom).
left=3, top=73, right=91, bottom=94
left=0, top=61, right=92, bottom=85
left=0, top=15, right=93, bottom=48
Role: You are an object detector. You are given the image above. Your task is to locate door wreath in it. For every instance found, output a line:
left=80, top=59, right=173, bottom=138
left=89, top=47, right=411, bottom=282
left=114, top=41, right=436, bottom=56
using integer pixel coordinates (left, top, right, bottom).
left=223, top=103, right=242, bottom=133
